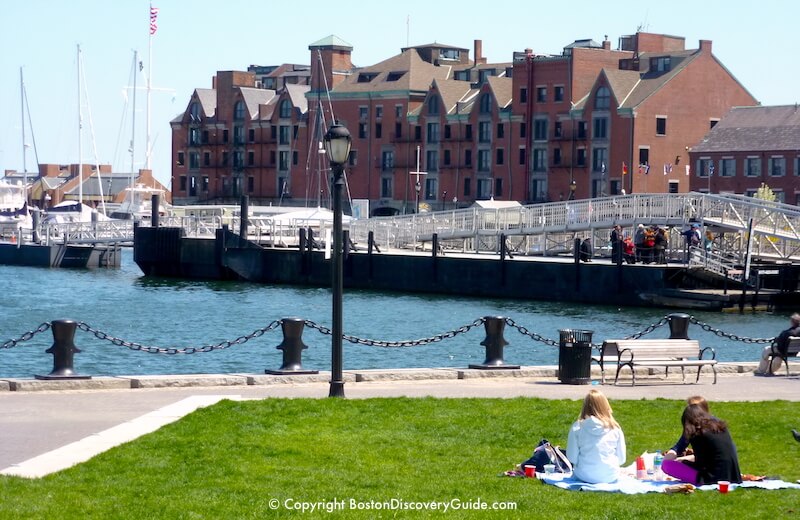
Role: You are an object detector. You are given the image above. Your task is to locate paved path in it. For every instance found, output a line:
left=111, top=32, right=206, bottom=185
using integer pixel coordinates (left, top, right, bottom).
left=1, top=367, right=798, bottom=478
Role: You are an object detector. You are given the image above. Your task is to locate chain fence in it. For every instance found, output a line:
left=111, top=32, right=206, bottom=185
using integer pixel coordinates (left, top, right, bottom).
left=689, top=317, right=775, bottom=344
left=304, top=318, right=487, bottom=348
left=0, top=322, right=51, bottom=350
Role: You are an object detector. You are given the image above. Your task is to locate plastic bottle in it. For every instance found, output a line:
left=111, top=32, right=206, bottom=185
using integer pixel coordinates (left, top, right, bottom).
left=636, top=456, right=646, bottom=480
left=653, top=450, right=664, bottom=480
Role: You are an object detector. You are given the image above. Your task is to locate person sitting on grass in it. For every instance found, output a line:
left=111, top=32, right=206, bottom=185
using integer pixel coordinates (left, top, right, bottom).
left=566, top=389, right=626, bottom=484
left=664, top=395, right=712, bottom=461
left=661, top=403, right=742, bottom=485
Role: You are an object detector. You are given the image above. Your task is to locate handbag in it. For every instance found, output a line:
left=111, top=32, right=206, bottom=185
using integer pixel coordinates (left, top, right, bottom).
left=521, top=439, right=573, bottom=473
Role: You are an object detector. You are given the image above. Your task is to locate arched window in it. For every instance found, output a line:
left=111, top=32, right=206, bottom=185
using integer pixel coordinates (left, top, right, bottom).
left=594, top=86, right=610, bottom=110
left=428, top=96, right=439, bottom=115
left=234, top=101, right=246, bottom=120
left=279, top=99, right=292, bottom=119
left=189, top=102, right=200, bottom=121
left=480, top=93, right=492, bottom=114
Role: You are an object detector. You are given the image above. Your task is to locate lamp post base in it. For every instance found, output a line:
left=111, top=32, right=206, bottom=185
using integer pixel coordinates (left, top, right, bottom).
left=328, top=381, right=345, bottom=398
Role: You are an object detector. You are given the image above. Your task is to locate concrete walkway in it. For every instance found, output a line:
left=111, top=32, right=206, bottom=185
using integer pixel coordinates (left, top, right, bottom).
left=1, top=364, right=798, bottom=478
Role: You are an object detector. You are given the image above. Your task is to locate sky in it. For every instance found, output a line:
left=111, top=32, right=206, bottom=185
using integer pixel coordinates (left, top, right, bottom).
left=1, top=0, right=797, bottom=188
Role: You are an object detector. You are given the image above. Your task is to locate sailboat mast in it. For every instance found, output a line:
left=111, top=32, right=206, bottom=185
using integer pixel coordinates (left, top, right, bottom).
left=19, top=68, right=28, bottom=200
left=77, top=44, right=84, bottom=205
left=131, top=49, right=138, bottom=187
left=146, top=4, right=156, bottom=171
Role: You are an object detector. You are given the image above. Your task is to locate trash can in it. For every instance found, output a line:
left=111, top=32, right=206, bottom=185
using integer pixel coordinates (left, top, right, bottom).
left=558, top=329, right=594, bottom=385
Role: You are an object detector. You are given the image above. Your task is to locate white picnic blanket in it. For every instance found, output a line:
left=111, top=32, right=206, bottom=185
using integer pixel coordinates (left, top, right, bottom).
left=540, top=473, right=800, bottom=494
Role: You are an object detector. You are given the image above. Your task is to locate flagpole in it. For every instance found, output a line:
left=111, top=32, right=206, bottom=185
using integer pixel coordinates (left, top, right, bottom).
left=146, top=4, right=157, bottom=171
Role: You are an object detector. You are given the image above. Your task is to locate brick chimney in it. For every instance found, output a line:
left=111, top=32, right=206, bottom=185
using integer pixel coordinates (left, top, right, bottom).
left=699, top=39, right=713, bottom=53
left=474, top=39, right=487, bottom=65
left=602, top=35, right=611, bottom=50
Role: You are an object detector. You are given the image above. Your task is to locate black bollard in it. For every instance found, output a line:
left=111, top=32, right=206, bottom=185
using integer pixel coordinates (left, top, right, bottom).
left=667, top=313, right=691, bottom=339
left=151, top=194, right=160, bottom=228
left=35, top=320, right=91, bottom=380
left=469, top=316, right=520, bottom=369
left=265, top=318, right=319, bottom=375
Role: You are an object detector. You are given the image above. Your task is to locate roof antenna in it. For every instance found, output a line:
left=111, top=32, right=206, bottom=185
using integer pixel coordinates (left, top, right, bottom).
left=406, top=15, right=410, bottom=48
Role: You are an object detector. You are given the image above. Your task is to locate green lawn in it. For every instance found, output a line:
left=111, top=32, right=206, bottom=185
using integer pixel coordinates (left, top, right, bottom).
left=1, top=398, right=798, bottom=519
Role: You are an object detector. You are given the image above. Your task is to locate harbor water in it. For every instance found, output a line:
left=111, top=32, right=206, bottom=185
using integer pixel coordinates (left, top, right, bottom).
left=1, top=249, right=787, bottom=379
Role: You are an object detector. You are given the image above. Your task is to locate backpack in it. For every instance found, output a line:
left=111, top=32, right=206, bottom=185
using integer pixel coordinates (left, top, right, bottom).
left=520, top=439, right=573, bottom=473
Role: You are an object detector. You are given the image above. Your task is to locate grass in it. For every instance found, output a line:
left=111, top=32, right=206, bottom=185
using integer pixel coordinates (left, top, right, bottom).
left=0, top=398, right=798, bottom=519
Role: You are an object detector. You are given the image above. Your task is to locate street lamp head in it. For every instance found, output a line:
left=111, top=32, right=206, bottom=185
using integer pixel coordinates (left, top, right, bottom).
left=570, top=180, right=577, bottom=191
left=415, top=181, right=421, bottom=193
left=324, top=122, right=352, bottom=166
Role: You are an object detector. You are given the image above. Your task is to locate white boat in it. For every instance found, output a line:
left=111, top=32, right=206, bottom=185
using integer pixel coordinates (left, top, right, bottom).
left=109, top=184, right=170, bottom=222
left=43, top=200, right=112, bottom=225
left=0, top=179, right=32, bottom=237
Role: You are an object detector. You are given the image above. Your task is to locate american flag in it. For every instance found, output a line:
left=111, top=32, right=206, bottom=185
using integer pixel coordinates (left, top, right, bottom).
left=150, top=5, right=159, bottom=35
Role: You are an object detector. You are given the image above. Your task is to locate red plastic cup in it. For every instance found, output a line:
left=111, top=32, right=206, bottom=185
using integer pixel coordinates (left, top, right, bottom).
left=524, top=466, right=535, bottom=478
left=718, top=480, right=730, bottom=493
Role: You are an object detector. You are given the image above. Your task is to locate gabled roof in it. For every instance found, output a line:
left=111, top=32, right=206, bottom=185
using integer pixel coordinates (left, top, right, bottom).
left=240, top=88, right=277, bottom=117
left=619, top=50, right=698, bottom=108
left=333, top=49, right=452, bottom=94
left=195, top=88, right=217, bottom=117
left=430, top=79, right=477, bottom=115
left=692, top=105, right=800, bottom=153
left=486, top=76, right=513, bottom=109
left=309, top=35, right=353, bottom=50
left=284, top=83, right=311, bottom=114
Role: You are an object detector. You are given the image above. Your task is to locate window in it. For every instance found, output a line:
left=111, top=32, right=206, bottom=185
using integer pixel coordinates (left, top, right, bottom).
left=639, top=148, right=650, bottom=165
left=359, top=106, right=368, bottom=120
left=552, top=148, right=561, bottom=166
left=348, top=150, right=357, bottom=166
left=202, top=176, right=209, bottom=192
left=233, top=151, right=244, bottom=168
left=577, top=121, right=587, bottom=139
left=189, top=152, right=200, bottom=169
left=248, top=176, right=254, bottom=193
left=387, top=71, right=405, bottom=82
left=463, top=177, right=471, bottom=197
left=234, top=101, right=246, bottom=120
left=444, top=149, right=451, bottom=166
left=593, top=117, right=608, bottom=139
left=381, top=150, right=394, bottom=171
left=554, top=86, right=565, bottom=102
left=496, top=123, right=504, bottom=139
left=375, top=123, right=382, bottom=139
left=428, top=97, right=439, bottom=115
left=395, top=105, right=403, bottom=119
left=697, top=158, right=712, bottom=177
left=610, top=180, right=621, bottom=195
left=478, top=121, right=491, bottom=143
left=592, top=148, right=607, bottom=172
left=395, top=123, right=402, bottom=139
left=444, top=125, right=451, bottom=139
left=426, top=150, right=438, bottom=172
left=425, top=178, right=437, bottom=200
left=202, top=130, right=209, bottom=144
left=279, top=151, right=289, bottom=171
left=222, top=151, right=229, bottom=166
left=375, top=106, right=383, bottom=119
left=233, top=126, right=244, bottom=145
left=279, top=126, right=290, bottom=145
left=439, top=48, right=460, bottom=61
left=248, top=151, right=255, bottom=166
left=536, top=86, right=547, bottom=103
left=478, top=150, right=491, bottom=171
left=794, top=156, right=800, bottom=176
left=465, top=125, right=472, bottom=140
left=668, top=181, right=679, bottom=194
left=479, top=93, right=492, bottom=114
left=477, top=178, right=492, bottom=199
left=293, top=151, right=298, bottom=165
left=358, top=123, right=367, bottom=139
left=532, top=149, right=547, bottom=172
left=381, top=177, right=393, bottom=198
left=270, top=126, right=276, bottom=140
left=769, top=156, right=786, bottom=176
left=710, top=119, right=720, bottom=129
left=268, top=151, right=274, bottom=165
left=189, top=176, right=197, bottom=196
left=414, top=126, right=421, bottom=141
left=651, top=56, right=671, bottom=72
left=189, top=102, right=200, bottom=121
left=248, top=129, right=255, bottom=142
left=179, top=175, right=187, bottom=191
left=576, top=148, right=586, bottom=167
left=554, top=121, right=563, bottom=138
left=533, top=119, right=548, bottom=141
left=177, top=151, right=185, bottom=166
left=204, top=152, right=210, bottom=166
left=594, top=86, right=610, bottom=110
left=455, top=70, right=470, bottom=81
left=518, top=148, right=525, bottom=165
left=189, top=128, right=201, bottom=146
left=745, top=157, right=761, bottom=177
left=496, top=148, right=504, bottom=165
left=720, top=158, right=735, bottom=177
left=223, top=129, right=229, bottom=143
left=279, top=100, right=292, bottom=119
left=465, top=149, right=472, bottom=167
left=520, top=122, right=526, bottom=138
left=656, top=117, right=667, bottom=136
left=495, top=178, right=503, bottom=197
left=520, top=87, right=528, bottom=104
left=427, top=123, right=440, bottom=143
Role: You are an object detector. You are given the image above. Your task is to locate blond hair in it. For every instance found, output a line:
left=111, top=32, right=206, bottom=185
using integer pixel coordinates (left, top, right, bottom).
left=686, top=395, right=709, bottom=413
left=579, top=389, right=620, bottom=430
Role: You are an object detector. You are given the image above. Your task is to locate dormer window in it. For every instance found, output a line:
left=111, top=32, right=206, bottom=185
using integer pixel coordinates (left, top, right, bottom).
left=386, top=71, right=406, bottom=82
left=439, top=48, right=460, bottom=61
left=454, top=70, right=470, bottom=81
left=189, top=102, right=201, bottom=121
left=234, top=101, right=246, bottom=121
left=357, top=72, right=378, bottom=83
left=428, top=96, right=439, bottom=115
left=651, top=56, right=671, bottom=72
left=479, top=93, right=492, bottom=114
left=279, top=99, right=292, bottom=119
left=594, top=86, right=610, bottom=110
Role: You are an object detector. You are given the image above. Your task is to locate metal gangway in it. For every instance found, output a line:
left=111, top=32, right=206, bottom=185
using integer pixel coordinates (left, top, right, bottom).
left=349, top=193, right=800, bottom=266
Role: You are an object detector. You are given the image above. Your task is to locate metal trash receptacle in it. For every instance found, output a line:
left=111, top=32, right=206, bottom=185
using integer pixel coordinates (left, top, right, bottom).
left=558, top=329, right=594, bottom=385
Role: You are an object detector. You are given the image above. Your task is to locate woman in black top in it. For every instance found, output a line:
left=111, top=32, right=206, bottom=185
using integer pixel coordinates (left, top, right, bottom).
left=661, top=404, right=742, bottom=485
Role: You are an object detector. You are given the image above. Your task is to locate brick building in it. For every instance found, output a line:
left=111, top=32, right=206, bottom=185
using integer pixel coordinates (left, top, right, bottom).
left=171, top=31, right=757, bottom=213
left=688, top=105, right=800, bottom=205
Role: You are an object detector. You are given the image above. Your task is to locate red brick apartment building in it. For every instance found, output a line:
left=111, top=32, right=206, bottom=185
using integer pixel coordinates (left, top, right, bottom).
left=171, top=32, right=757, bottom=214
left=688, top=105, right=800, bottom=205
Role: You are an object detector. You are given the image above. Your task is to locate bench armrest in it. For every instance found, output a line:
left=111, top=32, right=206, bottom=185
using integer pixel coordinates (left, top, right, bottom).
left=699, top=346, right=716, bottom=361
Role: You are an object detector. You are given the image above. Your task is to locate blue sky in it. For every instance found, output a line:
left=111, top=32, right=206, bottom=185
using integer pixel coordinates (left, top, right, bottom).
left=1, top=0, right=796, bottom=188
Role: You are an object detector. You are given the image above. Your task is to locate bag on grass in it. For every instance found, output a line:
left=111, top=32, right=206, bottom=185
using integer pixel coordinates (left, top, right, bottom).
left=520, top=439, right=572, bottom=473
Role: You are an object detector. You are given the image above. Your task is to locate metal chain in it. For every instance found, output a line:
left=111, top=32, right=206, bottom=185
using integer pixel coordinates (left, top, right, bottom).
left=503, top=318, right=559, bottom=347
left=0, top=322, right=52, bottom=349
left=303, top=318, right=487, bottom=348
left=689, top=317, right=774, bottom=344
left=76, top=320, right=282, bottom=354
left=624, top=316, right=670, bottom=340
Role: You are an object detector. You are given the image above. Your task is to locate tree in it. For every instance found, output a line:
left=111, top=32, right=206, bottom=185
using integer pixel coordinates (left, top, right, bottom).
left=754, top=183, right=776, bottom=202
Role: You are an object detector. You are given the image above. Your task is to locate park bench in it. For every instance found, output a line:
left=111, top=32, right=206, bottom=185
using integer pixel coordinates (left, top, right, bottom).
left=596, top=339, right=717, bottom=386
left=766, top=336, right=800, bottom=376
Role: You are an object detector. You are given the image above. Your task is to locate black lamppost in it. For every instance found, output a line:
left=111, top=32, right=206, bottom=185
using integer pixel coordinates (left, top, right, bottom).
left=323, top=122, right=351, bottom=398
left=415, top=180, right=421, bottom=213
left=569, top=179, right=577, bottom=200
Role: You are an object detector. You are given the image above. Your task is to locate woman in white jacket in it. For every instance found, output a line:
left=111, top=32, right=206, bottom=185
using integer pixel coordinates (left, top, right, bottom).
left=566, top=389, right=626, bottom=483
